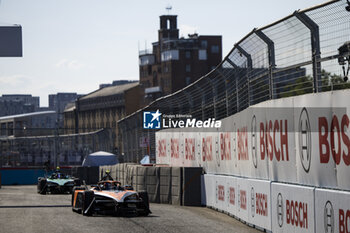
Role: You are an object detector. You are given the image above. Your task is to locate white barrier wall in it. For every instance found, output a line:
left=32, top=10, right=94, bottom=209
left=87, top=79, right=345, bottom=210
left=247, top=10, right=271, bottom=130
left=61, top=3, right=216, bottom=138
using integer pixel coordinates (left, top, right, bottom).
left=203, top=174, right=272, bottom=231
left=271, top=183, right=315, bottom=233
left=203, top=174, right=350, bottom=233
left=157, top=90, right=350, bottom=191
left=158, top=91, right=350, bottom=232
left=315, top=188, right=350, bottom=233
left=247, top=178, right=271, bottom=231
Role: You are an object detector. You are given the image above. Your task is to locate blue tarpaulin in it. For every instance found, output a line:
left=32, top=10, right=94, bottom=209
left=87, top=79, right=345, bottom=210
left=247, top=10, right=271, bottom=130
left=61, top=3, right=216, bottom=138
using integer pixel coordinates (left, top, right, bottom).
left=0, top=168, right=46, bottom=185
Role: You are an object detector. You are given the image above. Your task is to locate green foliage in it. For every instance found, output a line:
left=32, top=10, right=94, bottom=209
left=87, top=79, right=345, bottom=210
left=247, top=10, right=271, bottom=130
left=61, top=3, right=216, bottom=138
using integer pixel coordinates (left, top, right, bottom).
left=280, top=69, right=350, bottom=98
left=280, top=75, right=313, bottom=98
left=321, top=69, right=350, bottom=91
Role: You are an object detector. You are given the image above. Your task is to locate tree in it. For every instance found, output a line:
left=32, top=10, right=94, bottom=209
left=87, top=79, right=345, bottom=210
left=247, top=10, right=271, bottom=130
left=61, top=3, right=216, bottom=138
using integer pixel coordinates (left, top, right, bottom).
left=321, top=69, right=350, bottom=91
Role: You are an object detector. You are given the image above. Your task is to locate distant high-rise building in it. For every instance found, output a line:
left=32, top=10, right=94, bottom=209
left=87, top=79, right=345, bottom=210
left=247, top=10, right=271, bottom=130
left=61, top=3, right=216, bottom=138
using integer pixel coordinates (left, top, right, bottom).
left=49, top=93, right=83, bottom=126
left=0, top=94, right=39, bottom=117
left=139, top=15, right=222, bottom=102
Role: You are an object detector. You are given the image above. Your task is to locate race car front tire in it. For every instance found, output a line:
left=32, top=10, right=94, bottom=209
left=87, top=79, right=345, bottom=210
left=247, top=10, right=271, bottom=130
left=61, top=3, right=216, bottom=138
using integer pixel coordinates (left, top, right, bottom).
left=37, top=178, right=47, bottom=195
left=138, top=191, right=151, bottom=216
left=82, top=191, right=94, bottom=216
left=71, top=187, right=86, bottom=207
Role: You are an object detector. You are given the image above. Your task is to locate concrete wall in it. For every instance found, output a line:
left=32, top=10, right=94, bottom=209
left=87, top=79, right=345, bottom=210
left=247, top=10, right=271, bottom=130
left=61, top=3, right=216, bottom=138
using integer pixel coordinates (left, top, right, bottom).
left=100, top=164, right=203, bottom=206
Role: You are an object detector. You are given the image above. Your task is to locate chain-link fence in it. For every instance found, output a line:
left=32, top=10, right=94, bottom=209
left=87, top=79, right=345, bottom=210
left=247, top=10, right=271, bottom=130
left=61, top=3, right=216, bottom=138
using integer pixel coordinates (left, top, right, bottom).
left=119, top=0, right=350, bottom=163
left=0, top=129, right=112, bottom=167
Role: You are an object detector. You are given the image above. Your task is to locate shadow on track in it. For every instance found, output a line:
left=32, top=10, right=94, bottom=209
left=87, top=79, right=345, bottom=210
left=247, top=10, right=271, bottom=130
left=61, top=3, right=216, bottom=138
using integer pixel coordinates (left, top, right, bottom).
left=0, top=205, right=71, bottom=208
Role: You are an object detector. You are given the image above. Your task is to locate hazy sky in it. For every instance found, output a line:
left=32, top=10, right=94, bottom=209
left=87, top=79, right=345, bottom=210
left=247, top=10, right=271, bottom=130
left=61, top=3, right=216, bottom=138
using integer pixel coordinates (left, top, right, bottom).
left=0, top=0, right=325, bottom=106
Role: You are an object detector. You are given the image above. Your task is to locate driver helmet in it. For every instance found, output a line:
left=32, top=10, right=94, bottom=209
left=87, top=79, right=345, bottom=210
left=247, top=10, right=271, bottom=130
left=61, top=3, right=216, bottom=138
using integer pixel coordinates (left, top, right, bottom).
left=104, top=182, right=111, bottom=190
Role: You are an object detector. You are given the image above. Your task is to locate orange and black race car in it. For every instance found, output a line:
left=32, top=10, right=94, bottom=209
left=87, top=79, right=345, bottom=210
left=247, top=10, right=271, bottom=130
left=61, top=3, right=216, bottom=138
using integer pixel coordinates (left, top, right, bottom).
left=71, top=180, right=151, bottom=216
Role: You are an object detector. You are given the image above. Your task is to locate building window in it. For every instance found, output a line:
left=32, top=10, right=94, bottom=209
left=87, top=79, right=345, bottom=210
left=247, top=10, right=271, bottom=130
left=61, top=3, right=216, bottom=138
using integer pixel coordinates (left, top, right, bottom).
left=153, top=71, right=158, bottom=86
left=211, top=45, right=219, bottom=53
left=201, top=40, right=208, bottom=48
left=186, top=77, right=191, bottom=85
left=161, top=50, right=179, bottom=61
left=163, top=65, right=169, bottom=73
left=185, top=51, right=191, bottom=59
left=198, top=50, right=207, bottom=60
left=186, top=64, right=191, bottom=72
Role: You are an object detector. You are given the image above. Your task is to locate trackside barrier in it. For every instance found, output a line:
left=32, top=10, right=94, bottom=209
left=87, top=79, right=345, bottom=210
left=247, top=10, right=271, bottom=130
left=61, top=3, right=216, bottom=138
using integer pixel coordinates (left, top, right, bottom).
left=0, top=171, right=2, bottom=188
left=0, top=166, right=98, bottom=185
left=146, top=166, right=160, bottom=203
left=205, top=174, right=350, bottom=233
left=247, top=178, right=271, bottom=231
left=99, top=164, right=203, bottom=206
left=110, top=165, right=117, bottom=182
left=171, top=167, right=182, bottom=205
left=271, top=183, right=315, bottom=233
left=315, top=188, right=350, bottom=233
left=136, top=166, right=146, bottom=191
left=159, top=167, right=172, bottom=204
left=0, top=168, right=44, bottom=185
left=70, top=166, right=99, bottom=185
left=204, top=174, right=271, bottom=231
left=182, top=167, right=203, bottom=206
left=156, top=91, right=350, bottom=191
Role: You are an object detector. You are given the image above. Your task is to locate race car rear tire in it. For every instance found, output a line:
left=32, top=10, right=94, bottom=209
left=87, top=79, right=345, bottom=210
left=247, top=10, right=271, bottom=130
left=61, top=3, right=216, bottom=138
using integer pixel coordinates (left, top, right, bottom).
left=138, top=191, right=150, bottom=216
left=37, top=178, right=47, bottom=195
left=82, top=191, right=94, bottom=216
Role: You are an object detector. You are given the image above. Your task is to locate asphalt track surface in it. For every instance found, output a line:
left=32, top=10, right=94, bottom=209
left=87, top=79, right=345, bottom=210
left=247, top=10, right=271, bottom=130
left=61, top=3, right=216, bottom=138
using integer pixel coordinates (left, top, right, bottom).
left=0, top=185, right=259, bottom=233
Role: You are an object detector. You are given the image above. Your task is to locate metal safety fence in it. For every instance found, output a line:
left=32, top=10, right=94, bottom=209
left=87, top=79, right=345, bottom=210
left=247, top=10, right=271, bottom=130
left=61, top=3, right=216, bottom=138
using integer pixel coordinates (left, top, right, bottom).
left=0, top=129, right=112, bottom=167
left=119, top=0, right=350, bottom=163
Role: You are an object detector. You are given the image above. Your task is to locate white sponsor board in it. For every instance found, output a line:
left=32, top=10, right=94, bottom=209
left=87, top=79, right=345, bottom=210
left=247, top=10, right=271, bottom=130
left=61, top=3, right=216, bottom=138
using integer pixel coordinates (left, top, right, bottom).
left=171, top=132, right=182, bottom=166
left=247, top=179, right=271, bottom=231
left=236, top=177, right=249, bottom=222
left=331, top=91, right=350, bottom=191
left=294, top=94, right=337, bottom=188
left=203, top=174, right=238, bottom=221
left=156, top=132, right=167, bottom=164
left=226, top=175, right=238, bottom=217
left=156, top=90, right=350, bottom=191
left=271, top=183, right=315, bottom=233
left=215, top=175, right=228, bottom=213
left=265, top=98, right=296, bottom=183
left=203, top=174, right=215, bottom=208
left=315, top=188, right=350, bottom=233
